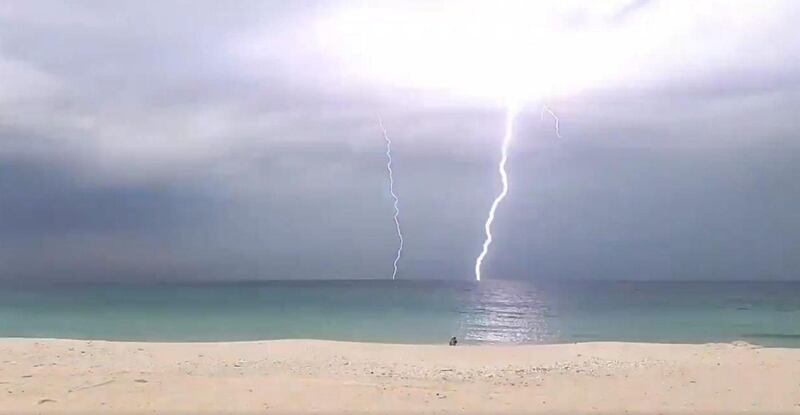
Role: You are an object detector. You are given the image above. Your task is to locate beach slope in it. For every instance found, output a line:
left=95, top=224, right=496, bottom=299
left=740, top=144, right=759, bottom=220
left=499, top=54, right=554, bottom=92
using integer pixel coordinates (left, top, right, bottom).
left=0, top=339, right=797, bottom=414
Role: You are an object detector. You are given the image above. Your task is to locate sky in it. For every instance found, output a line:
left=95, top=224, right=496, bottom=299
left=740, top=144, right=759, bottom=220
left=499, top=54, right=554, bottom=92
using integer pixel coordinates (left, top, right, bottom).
left=0, top=0, right=798, bottom=282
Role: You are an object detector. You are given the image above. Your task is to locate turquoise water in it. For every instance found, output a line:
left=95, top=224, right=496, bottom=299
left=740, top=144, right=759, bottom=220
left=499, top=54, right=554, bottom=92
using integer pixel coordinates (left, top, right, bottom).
left=1, top=280, right=799, bottom=346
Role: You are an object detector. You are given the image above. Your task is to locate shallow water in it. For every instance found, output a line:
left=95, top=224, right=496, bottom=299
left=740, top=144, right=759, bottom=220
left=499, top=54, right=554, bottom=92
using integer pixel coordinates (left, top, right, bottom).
left=1, top=280, right=799, bottom=346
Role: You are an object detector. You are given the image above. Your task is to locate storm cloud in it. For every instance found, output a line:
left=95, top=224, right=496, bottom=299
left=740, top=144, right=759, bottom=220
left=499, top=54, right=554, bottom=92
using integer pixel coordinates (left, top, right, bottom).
left=0, top=0, right=798, bottom=281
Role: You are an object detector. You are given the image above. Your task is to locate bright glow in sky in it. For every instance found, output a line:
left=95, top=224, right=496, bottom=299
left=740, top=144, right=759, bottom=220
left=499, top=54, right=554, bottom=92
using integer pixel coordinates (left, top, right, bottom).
left=312, top=1, right=645, bottom=102
left=310, top=0, right=788, bottom=104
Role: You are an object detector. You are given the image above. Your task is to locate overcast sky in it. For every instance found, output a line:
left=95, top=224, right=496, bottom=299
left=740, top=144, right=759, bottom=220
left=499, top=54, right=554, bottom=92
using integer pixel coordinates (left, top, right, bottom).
left=0, top=0, right=798, bottom=282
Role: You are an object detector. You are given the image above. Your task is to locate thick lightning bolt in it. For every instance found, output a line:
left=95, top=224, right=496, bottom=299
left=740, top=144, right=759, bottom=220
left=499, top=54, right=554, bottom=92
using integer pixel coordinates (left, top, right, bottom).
left=541, top=105, right=562, bottom=138
left=474, top=104, right=520, bottom=281
left=378, top=116, right=404, bottom=280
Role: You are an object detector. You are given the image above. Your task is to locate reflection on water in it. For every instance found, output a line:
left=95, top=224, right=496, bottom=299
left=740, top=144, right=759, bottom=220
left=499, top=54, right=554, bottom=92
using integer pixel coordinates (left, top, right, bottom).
left=458, top=281, right=557, bottom=344
left=2, top=280, right=800, bottom=346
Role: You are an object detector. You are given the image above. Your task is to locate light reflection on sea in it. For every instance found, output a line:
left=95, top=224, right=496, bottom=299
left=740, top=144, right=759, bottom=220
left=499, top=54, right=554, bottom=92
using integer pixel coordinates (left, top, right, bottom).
left=458, top=281, right=556, bottom=343
left=1, top=279, right=800, bottom=347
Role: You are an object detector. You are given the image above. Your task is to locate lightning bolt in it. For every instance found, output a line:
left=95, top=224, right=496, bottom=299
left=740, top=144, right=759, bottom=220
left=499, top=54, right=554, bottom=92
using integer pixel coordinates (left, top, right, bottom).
left=475, top=104, right=520, bottom=282
left=541, top=105, right=562, bottom=138
left=378, top=116, right=404, bottom=280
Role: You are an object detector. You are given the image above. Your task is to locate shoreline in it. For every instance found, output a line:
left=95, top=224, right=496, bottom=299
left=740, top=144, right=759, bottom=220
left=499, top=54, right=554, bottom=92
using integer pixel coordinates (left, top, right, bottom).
left=0, top=336, right=787, bottom=348
left=2, top=338, right=799, bottom=413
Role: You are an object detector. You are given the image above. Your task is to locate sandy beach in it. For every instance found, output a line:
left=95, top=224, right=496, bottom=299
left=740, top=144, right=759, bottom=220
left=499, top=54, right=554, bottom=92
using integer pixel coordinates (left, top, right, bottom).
left=0, top=339, right=797, bottom=414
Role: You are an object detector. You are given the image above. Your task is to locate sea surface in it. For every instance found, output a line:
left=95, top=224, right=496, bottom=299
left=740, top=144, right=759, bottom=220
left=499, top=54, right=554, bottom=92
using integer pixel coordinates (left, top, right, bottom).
left=1, top=280, right=799, bottom=347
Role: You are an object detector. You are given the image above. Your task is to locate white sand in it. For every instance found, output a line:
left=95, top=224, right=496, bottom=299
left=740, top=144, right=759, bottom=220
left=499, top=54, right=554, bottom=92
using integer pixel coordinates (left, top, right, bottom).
left=0, top=339, right=798, bottom=414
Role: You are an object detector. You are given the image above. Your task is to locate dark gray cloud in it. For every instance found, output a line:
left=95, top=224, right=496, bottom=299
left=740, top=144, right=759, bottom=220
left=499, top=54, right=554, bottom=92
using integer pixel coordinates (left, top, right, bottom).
left=0, top=0, right=798, bottom=281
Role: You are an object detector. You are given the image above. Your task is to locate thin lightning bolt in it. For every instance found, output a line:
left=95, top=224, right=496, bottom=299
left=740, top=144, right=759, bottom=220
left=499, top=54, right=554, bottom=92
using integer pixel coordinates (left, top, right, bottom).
left=378, top=116, right=404, bottom=280
left=541, top=105, right=562, bottom=138
left=475, top=104, right=520, bottom=282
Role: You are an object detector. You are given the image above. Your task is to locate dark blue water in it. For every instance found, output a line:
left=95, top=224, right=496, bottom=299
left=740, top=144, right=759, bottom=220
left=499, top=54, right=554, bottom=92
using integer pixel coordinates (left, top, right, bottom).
left=1, top=280, right=799, bottom=346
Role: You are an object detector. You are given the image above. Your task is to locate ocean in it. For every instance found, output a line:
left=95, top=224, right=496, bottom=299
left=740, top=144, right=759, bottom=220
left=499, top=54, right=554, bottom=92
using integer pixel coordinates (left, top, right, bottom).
left=1, top=280, right=799, bottom=347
